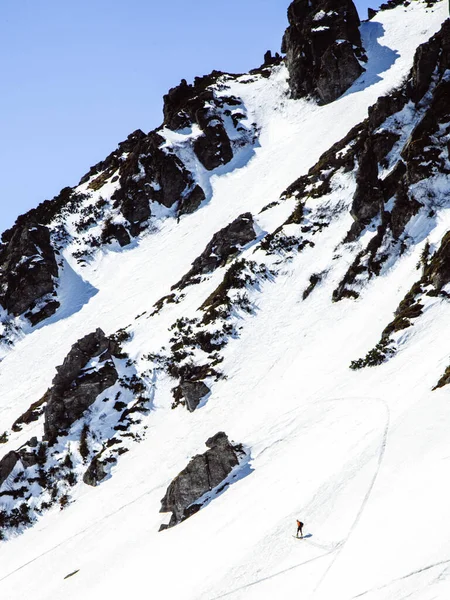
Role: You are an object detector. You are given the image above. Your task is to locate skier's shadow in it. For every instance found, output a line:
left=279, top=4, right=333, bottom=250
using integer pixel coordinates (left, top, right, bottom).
left=303, top=533, right=313, bottom=539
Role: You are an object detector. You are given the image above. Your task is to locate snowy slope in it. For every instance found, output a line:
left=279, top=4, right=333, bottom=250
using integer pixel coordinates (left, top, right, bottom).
left=1, top=2, right=450, bottom=599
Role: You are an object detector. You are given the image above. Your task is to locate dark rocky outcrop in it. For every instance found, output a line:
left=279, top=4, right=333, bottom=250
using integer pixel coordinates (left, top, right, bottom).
left=110, top=131, right=205, bottom=235
left=174, top=213, right=256, bottom=289
left=179, top=380, right=211, bottom=412
left=350, top=138, right=384, bottom=225
left=0, top=68, right=255, bottom=280
left=424, top=231, right=450, bottom=291
left=263, top=50, right=282, bottom=67
left=1, top=187, right=83, bottom=245
left=281, top=0, right=365, bottom=103
left=44, top=328, right=120, bottom=443
left=83, top=454, right=108, bottom=487
left=11, top=392, right=49, bottom=432
left=328, top=19, right=450, bottom=299
left=0, top=451, right=20, bottom=488
left=0, top=222, right=59, bottom=324
left=433, top=364, right=450, bottom=390
left=100, top=221, right=131, bottom=248
left=163, top=74, right=239, bottom=171
left=160, top=432, right=244, bottom=529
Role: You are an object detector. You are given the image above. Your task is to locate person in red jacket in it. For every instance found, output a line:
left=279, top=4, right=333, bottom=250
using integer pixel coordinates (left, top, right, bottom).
left=296, top=519, right=304, bottom=538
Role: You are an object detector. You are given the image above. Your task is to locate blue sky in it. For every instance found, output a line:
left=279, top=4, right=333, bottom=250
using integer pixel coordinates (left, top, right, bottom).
left=0, top=0, right=380, bottom=234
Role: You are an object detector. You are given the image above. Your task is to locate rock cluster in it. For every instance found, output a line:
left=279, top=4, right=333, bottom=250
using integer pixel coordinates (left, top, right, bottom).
left=160, top=432, right=244, bottom=529
left=281, top=0, right=366, bottom=104
left=44, top=328, right=120, bottom=443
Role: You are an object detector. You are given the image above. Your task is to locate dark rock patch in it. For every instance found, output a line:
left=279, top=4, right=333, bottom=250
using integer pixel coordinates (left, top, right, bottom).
left=0, top=451, right=20, bottom=488
left=179, top=380, right=211, bottom=412
left=424, top=231, right=450, bottom=291
left=174, top=213, right=256, bottom=290
left=83, top=454, right=109, bottom=487
left=329, top=18, right=450, bottom=299
left=163, top=74, right=240, bottom=170
left=433, top=365, right=450, bottom=390
left=178, top=185, right=206, bottom=217
left=101, top=221, right=131, bottom=248
left=0, top=223, right=59, bottom=324
left=350, top=138, right=384, bottom=226
left=303, top=273, right=323, bottom=300
left=282, top=0, right=365, bottom=104
left=160, top=432, right=244, bottom=528
left=44, top=328, right=120, bottom=444
left=110, top=132, right=200, bottom=235
left=11, top=392, right=49, bottom=432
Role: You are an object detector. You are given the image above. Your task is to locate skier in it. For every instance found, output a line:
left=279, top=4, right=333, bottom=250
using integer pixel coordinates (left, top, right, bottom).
left=296, top=519, right=304, bottom=538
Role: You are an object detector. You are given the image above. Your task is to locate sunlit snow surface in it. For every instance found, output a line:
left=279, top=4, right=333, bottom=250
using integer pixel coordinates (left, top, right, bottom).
left=0, top=2, right=449, bottom=599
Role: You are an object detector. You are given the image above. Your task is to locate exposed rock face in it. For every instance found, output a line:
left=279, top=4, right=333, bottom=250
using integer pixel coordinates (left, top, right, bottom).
left=160, top=432, right=243, bottom=528
left=180, top=380, right=211, bottom=412
left=329, top=19, right=450, bottom=299
left=78, top=128, right=206, bottom=239
left=0, top=222, right=59, bottom=324
left=0, top=451, right=20, bottom=488
left=83, top=454, right=108, bottom=487
left=174, top=213, right=256, bottom=289
left=100, top=221, right=131, bottom=248
left=424, top=231, right=450, bottom=291
left=350, top=138, right=384, bottom=225
left=110, top=131, right=205, bottom=235
left=281, top=0, right=365, bottom=103
left=44, top=328, right=119, bottom=443
left=163, top=73, right=236, bottom=170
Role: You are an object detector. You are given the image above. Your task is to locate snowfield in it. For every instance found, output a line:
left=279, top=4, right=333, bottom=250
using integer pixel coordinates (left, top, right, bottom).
left=1, top=2, right=450, bottom=599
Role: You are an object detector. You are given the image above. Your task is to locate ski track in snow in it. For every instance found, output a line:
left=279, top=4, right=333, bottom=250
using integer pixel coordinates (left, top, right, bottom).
left=207, top=397, right=390, bottom=600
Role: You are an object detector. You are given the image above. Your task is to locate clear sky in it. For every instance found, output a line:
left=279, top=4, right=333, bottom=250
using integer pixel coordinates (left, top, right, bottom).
left=0, top=0, right=381, bottom=234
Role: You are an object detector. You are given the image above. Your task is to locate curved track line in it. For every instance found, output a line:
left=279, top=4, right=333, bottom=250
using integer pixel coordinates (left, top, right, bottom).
left=0, top=481, right=164, bottom=584
left=313, top=398, right=390, bottom=595
left=210, top=547, right=338, bottom=600
left=206, top=396, right=390, bottom=600
left=352, top=557, right=450, bottom=598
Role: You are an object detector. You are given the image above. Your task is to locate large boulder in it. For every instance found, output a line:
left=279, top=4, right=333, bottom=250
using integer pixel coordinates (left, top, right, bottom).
left=0, top=222, right=59, bottom=324
left=44, top=328, right=119, bottom=443
left=281, top=0, right=365, bottom=104
left=160, top=432, right=243, bottom=528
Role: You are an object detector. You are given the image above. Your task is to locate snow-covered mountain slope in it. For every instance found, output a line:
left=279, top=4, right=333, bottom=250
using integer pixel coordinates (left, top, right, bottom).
left=1, top=1, right=450, bottom=599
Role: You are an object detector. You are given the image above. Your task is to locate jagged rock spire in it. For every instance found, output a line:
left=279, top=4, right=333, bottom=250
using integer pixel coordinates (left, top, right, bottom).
left=281, top=0, right=366, bottom=104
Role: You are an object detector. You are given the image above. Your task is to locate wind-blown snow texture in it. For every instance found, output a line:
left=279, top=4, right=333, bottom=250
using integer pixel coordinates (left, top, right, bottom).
left=1, top=2, right=450, bottom=599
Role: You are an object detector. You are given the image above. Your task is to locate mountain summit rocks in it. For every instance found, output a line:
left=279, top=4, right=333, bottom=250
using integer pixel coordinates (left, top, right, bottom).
left=281, top=0, right=366, bottom=103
